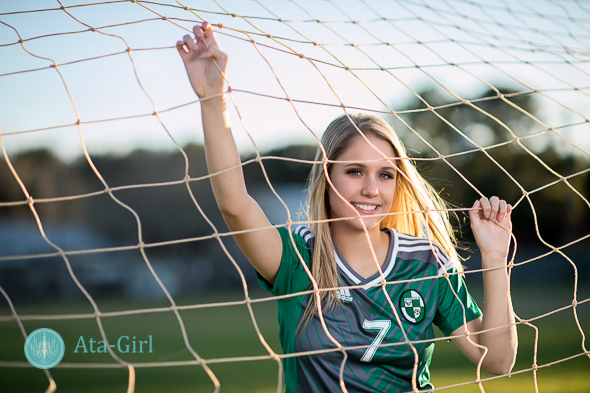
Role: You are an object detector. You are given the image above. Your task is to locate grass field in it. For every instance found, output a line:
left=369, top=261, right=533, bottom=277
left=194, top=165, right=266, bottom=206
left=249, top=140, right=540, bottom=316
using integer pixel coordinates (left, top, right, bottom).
left=1, top=285, right=588, bottom=393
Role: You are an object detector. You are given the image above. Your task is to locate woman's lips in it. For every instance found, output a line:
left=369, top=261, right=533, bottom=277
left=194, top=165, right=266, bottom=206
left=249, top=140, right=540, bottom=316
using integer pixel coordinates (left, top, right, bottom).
left=352, top=202, right=379, bottom=213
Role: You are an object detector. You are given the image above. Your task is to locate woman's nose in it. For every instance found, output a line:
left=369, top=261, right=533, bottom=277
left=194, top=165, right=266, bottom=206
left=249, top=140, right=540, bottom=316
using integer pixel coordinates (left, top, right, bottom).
left=361, top=177, right=378, bottom=197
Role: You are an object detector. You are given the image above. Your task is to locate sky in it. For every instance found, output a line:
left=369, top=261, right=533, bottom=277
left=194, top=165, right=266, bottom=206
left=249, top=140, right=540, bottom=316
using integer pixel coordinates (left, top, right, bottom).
left=0, top=0, right=589, bottom=162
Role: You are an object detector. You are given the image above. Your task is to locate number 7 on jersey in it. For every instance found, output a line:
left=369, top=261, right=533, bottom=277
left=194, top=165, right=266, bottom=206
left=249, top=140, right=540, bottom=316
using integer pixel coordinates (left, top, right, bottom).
left=360, top=319, right=391, bottom=362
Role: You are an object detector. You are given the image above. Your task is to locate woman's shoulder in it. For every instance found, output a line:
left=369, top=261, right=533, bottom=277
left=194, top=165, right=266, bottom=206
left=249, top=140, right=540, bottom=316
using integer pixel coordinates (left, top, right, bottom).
left=390, top=229, right=455, bottom=273
left=279, top=225, right=315, bottom=249
left=277, top=224, right=314, bottom=259
left=392, top=229, right=437, bottom=244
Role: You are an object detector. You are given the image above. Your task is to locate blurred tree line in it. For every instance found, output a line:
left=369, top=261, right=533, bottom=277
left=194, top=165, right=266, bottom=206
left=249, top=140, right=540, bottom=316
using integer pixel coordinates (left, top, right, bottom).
left=0, top=143, right=315, bottom=273
left=0, top=87, right=588, bottom=256
left=389, top=87, right=589, bottom=250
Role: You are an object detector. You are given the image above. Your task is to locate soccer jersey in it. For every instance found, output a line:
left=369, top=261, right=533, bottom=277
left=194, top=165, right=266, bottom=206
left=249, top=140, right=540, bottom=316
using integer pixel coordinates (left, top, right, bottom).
left=257, top=225, right=482, bottom=393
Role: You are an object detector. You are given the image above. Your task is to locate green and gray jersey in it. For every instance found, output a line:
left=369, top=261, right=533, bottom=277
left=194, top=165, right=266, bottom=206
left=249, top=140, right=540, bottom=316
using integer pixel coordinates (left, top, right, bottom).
left=257, top=226, right=482, bottom=393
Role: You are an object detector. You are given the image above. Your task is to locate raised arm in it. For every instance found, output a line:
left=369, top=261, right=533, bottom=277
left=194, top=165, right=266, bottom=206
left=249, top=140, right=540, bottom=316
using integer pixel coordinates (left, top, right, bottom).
left=176, top=22, right=282, bottom=284
left=451, top=196, right=517, bottom=375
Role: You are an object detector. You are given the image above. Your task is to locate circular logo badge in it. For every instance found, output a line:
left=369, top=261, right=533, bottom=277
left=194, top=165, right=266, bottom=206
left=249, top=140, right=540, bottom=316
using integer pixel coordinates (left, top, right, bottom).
left=24, top=328, right=65, bottom=369
left=400, top=289, right=425, bottom=324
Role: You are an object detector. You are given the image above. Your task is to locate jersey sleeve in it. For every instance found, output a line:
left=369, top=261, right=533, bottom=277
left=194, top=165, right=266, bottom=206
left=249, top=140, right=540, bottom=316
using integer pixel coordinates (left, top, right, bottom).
left=256, top=226, right=313, bottom=297
left=433, top=267, right=482, bottom=337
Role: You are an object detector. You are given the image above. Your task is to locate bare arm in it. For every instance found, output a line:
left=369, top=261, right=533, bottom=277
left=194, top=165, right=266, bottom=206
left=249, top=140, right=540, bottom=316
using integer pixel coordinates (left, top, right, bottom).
left=176, top=23, right=282, bottom=284
left=451, top=196, right=517, bottom=375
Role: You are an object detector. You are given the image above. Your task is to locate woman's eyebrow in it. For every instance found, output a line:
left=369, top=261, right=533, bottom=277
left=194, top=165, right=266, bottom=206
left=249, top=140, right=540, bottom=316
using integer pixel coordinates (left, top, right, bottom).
left=342, top=163, right=396, bottom=170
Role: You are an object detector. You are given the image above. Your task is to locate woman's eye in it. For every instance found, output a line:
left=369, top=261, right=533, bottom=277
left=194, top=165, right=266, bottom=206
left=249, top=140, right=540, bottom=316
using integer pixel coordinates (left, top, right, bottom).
left=379, top=172, right=394, bottom=179
left=347, top=169, right=362, bottom=176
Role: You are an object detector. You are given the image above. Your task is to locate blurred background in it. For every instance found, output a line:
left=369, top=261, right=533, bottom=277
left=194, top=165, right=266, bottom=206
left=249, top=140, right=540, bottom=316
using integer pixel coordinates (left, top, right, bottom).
left=0, top=0, right=588, bottom=392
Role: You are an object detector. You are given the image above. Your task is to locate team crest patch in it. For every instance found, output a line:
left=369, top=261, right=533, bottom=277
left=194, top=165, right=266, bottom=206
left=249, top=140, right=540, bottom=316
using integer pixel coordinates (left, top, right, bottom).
left=400, top=290, right=425, bottom=324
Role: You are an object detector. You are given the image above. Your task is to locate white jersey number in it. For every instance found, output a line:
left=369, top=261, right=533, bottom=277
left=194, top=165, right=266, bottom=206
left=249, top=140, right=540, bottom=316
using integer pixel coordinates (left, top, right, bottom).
left=360, top=319, right=391, bottom=362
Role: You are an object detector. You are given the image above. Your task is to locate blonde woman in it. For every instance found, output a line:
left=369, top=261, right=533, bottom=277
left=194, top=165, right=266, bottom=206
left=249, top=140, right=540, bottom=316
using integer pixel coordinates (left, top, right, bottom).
left=177, top=22, right=517, bottom=393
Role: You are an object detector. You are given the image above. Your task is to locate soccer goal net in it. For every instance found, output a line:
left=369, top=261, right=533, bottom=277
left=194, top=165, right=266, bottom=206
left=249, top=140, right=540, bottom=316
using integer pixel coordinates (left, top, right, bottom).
left=0, top=1, right=588, bottom=392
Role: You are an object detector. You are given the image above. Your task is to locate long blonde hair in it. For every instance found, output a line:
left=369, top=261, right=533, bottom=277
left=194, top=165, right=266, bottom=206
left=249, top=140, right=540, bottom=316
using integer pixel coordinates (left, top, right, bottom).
left=302, top=113, right=460, bottom=325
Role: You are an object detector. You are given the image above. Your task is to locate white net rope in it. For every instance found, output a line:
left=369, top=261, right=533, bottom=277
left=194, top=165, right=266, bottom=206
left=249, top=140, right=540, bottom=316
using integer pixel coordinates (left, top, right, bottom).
left=0, top=0, right=589, bottom=392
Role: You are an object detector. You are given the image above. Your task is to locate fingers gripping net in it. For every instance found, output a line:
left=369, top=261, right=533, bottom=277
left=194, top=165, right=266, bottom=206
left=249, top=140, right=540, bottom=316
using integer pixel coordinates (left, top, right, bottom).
left=0, top=1, right=589, bottom=392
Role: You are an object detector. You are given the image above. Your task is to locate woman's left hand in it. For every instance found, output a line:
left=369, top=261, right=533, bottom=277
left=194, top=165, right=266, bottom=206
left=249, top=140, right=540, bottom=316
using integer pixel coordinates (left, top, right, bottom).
left=469, top=196, right=512, bottom=264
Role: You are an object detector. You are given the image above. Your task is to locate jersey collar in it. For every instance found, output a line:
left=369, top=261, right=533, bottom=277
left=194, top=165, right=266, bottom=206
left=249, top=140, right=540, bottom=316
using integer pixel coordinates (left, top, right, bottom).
left=334, top=228, right=399, bottom=290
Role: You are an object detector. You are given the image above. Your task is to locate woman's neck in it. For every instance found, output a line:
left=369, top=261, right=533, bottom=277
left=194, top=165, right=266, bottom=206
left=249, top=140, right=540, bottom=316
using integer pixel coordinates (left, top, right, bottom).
left=330, top=223, right=391, bottom=279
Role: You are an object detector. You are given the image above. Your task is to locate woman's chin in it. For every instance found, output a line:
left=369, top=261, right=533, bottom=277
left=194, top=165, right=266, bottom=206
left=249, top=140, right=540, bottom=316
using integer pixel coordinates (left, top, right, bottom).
left=333, top=215, right=383, bottom=232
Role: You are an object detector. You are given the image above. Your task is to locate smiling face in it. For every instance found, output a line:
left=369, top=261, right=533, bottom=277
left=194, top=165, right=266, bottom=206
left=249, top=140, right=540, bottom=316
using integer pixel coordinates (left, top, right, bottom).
left=327, top=134, right=397, bottom=234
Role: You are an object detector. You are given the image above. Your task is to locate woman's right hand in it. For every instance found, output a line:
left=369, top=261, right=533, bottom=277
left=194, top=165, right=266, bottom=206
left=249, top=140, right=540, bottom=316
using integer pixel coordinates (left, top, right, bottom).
left=176, top=22, right=228, bottom=99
